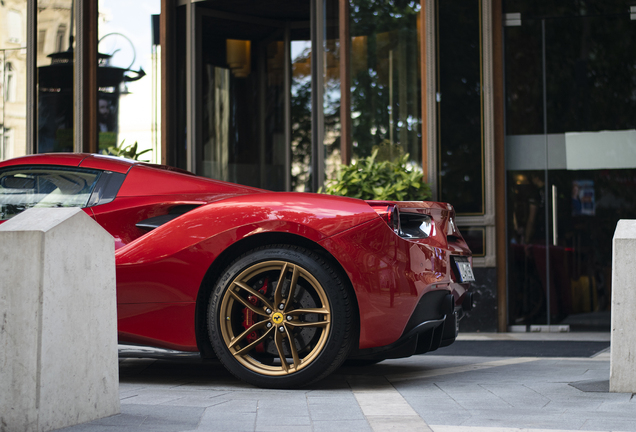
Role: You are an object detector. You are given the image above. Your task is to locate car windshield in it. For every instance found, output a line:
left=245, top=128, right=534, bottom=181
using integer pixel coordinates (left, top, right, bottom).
left=0, top=166, right=101, bottom=221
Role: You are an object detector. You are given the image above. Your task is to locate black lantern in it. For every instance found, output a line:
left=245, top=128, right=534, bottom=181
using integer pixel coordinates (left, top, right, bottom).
left=37, top=47, right=145, bottom=153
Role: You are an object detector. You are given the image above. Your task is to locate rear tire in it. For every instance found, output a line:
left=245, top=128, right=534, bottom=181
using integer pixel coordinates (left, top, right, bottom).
left=208, top=245, right=354, bottom=388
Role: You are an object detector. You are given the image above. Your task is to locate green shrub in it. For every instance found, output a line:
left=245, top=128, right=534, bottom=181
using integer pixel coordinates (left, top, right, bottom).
left=101, top=140, right=152, bottom=162
left=322, top=149, right=431, bottom=201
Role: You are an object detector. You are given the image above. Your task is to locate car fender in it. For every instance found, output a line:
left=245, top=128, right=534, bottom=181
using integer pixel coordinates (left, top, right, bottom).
left=115, top=192, right=379, bottom=303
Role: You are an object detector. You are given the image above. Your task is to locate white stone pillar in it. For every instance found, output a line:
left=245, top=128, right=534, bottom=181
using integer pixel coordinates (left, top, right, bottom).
left=0, top=208, right=120, bottom=431
left=610, top=220, right=636, bottom=393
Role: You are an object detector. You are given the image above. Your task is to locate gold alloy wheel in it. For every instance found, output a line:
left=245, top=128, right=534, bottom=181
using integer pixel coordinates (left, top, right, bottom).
left=219, top=260, right=331, bottom=376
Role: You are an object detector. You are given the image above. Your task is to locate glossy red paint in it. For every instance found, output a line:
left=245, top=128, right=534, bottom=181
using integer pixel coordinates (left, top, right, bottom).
left=0, top=152, right=87, bottom=168
left=79, top=154, right=137, bottom=173
left=117, top=165, right=263, bottom=197
left=118, top=302, right=198, bottom=351
left=93, top=196, right=212, bottom=247
left=320, top=217, right=451, bottom=348
left=0, top=154, right=475, bottom=357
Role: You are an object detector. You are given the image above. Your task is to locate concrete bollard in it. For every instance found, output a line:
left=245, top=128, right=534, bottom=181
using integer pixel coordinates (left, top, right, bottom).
left=0, top=208, right=120, bottom=431
left=610, top=220, right=636, bottom=393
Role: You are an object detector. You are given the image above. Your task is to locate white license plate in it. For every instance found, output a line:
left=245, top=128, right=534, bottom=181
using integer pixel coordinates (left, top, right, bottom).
left=456, top=261, right=475, bottom=283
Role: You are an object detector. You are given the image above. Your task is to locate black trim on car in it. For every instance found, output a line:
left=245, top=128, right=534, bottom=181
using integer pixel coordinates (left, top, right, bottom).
left=136, top=204, right=201, bottom=230
left=87, top=171, right=126, bottom=207
left=348, top=290, right=460, bottom=361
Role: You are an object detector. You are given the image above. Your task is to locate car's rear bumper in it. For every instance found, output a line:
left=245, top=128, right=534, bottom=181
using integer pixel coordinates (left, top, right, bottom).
left=347, top=287, right=473, bottom=360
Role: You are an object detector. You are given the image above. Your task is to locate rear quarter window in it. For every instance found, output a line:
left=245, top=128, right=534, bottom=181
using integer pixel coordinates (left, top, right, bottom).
left=0, top=166, right=101, bottom=221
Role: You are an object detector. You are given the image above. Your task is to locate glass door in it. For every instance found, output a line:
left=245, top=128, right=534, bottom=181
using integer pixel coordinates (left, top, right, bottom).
left=178, top=0, right=342, bottom=192
left=197, top=8, right=289, bottom=190
left=505, top=3, right=636, bottom=330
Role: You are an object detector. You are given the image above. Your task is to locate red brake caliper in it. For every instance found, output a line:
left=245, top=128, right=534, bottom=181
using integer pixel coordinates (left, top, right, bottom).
left=242, top=277, right=268, bottom=352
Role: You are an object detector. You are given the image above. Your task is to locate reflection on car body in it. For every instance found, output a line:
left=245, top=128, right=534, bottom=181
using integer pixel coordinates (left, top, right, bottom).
left=0, top=153, right=475, bottom=388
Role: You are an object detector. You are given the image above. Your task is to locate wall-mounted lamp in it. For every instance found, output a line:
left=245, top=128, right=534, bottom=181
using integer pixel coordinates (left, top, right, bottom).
left=226, top=39, right=251, bottom=78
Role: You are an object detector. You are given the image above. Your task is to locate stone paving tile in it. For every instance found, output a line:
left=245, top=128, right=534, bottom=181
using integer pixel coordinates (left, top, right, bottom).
left=168, top=381, right=254, bottom=391
left=129, top=405, right=204, bottom=429
left=305, top=387, right=357, bottom=397
left=58, top=405, right=205, bottom=432
left=394, top=383, right=467, bottom=417
left=194, top=400, right=257, bottom=431
left=597, top=400, right=636, bottom=412
left=425, top=383, right=517, bottom=410
left=119, top=383, right=151, bottom=392
left=366, top=415, right=433, bottom=432
left=56, top=414, right=146, bottom=431
left=560, top=408, right=636, bottom=423
left=224, top=389, right=307, bottom=400
left=307, top=394, right=366, bottom=422
left=255, top=398, right=310, bottom=421
left=311, top=419, right=372, bottom=432
left=305, top=392, right=359, bottom=403
left=580, top=418, right=636, bottom=431
left=418, top=414, right=473, bottom=426
left=476, top=384, right=552, bottom=408
left=452, top=411, right=589, bottom=431
left=542, top=397, right=605, bottom=411
left=193, top=419, right=256, bottom=432
left=155, top=394, right=231, bottom=408
left=83, top=413, right=147, bottom=428
left=119, top=390, right=193, bottom=406
left=252, top=427, right=313, bottom=432
left=56, top=425, right=123, bottom=432
left=256, top=415, right=312, bottom=427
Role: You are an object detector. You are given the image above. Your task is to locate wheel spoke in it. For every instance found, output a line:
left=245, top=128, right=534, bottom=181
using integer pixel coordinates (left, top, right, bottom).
left=284, top=265, right=300, bottom=312
left=273, top=262, right=289, bottom=308
left=287, top=320, right=330, bottom=328
left=288, top=307, right=330, bottom=316
left=284, top=326, right=301, bottom=368
left=232, top=280, right=273, bottom=311
left=286, top=307, right=330, bottom=328
left=228, top=320, right=269, bottom=349
left=233, top=326, right=274, bottom=356
left=274, top=330, right=289, bottom=372
left=229, top=290, right=270, bottom=317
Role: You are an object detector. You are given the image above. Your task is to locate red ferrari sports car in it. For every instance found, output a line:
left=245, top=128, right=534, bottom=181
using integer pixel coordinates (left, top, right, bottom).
left=0, top=153, right=475, bottom=388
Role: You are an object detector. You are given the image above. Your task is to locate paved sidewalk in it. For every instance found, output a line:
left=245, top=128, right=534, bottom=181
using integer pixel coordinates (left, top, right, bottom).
left=58, top=333, right=636, bottom=432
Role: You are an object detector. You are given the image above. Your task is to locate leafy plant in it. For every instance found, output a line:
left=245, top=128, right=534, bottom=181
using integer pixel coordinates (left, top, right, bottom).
left=102, top=141, right=152, bottom=162
left=322, top=148, right=431, bottom=201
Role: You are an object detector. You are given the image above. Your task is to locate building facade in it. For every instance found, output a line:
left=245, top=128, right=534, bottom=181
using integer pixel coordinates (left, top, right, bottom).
left=4, top=0, right=635, bottom=332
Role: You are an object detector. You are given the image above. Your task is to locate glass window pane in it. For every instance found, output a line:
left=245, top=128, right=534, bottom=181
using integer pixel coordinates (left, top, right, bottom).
left=0, top=166, right=101, bottom=220
left=504, top=1, right=636, bottom=329
left=291, top=39, right=312, bottom=191
left=437, top=0, right=483, bottom=214
left=263, top=40, right=287, bottom=190
left=458, top=226, right=485, bottom=256
left=1, top=0, right=27, bottom=160
left=504, top=0, right=629, bottom=18
left=323, top=0, right=341, bottom=186
left=175, top=5, right=186, bottom=170
left=98, top=0, right=160, bottom=162
left=37, top=0, right=74, bottom=153
left=197, top=13, right=286, bottom=190
left=349, top=0, right=422, bottom=166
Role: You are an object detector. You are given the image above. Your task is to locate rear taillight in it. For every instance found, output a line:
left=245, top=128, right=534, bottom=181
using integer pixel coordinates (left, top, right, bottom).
left=399, top=213, right=434, bottom=238
left=373, top=204, right=400, bottom=234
